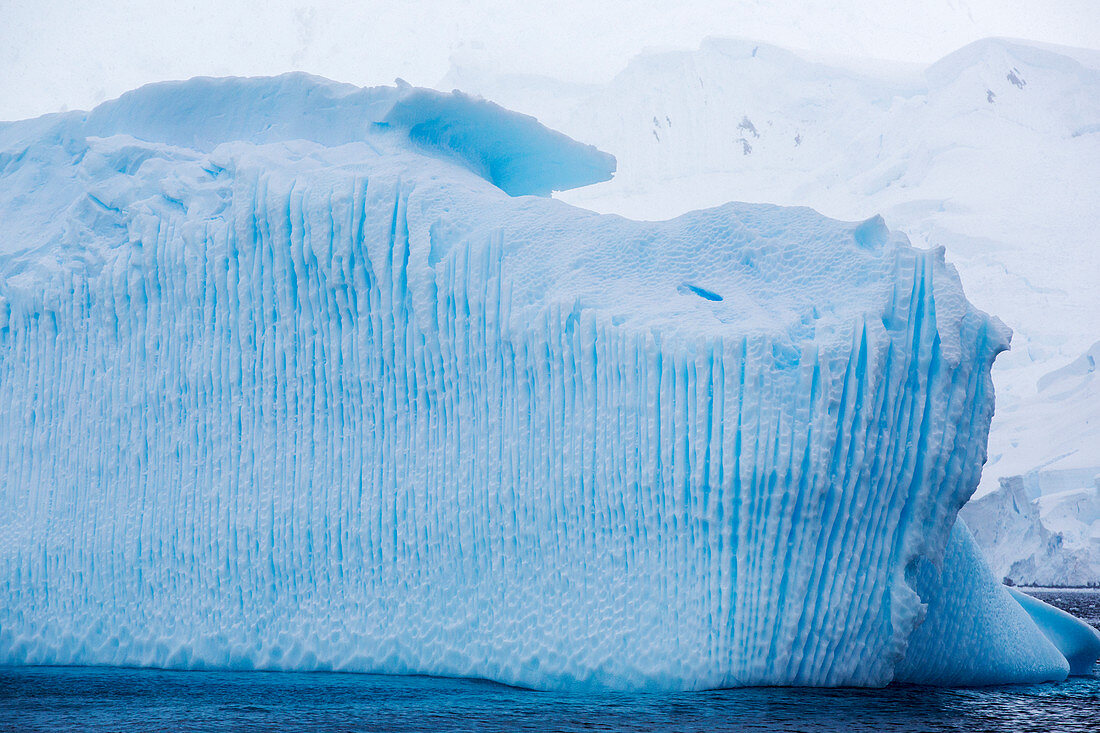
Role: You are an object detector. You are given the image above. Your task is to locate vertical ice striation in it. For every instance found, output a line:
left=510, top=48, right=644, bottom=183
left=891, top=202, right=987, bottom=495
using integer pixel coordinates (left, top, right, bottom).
left=0, top=75, right=1087, bottom=689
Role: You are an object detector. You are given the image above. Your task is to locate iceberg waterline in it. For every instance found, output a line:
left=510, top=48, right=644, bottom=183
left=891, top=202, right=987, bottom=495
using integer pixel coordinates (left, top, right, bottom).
left=0, top=74, right=1095, bottom=689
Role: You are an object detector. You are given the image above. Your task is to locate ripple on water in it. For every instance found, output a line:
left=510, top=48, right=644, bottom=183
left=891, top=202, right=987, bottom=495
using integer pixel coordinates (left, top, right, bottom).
left=1022, top=588, right=1100, bottom=631
left=3, top=590, right=1098, bottom=732
left=1, top=665, right=1099, bottom=733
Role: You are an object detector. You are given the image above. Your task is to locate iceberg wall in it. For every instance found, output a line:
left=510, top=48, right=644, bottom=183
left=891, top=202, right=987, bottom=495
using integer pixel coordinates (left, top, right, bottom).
left=0, top=74, right=1085, bottom=689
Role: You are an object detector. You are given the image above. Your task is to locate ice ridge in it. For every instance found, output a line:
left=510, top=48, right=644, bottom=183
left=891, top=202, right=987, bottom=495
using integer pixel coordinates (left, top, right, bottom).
left=40, top=73, right=615, bottom=197
left=0, top=74, right=1093, bottom=690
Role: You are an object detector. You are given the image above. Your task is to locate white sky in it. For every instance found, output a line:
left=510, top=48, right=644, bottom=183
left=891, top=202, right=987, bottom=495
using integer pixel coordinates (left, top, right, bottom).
left=2, top=0, right=1098, bottom=121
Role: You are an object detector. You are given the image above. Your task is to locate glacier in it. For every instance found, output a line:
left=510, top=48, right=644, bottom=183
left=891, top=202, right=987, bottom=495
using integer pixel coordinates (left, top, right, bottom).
left=0, top=73, right=1097, bottom=690
left=962, top=340, right=1100, bottom=587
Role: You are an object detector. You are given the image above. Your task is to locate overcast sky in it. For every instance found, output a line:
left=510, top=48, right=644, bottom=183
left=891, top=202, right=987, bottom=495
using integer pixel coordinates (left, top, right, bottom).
left=2, top=0, right=1098, bottom=121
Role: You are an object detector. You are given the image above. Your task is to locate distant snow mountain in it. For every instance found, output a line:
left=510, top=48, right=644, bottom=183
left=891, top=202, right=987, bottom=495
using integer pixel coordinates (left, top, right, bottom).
left=441, top=36, right=1100, bottom=583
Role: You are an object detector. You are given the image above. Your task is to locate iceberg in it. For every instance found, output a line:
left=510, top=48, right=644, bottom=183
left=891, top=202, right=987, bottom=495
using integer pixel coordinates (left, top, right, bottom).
left=0, top=74, right=1095, bottom=690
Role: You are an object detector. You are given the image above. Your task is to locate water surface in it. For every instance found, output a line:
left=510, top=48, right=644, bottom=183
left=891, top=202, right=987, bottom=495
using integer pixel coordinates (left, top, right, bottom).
left=4, top=664, right=1099, bottom=732
left=2, top=589, right=1098, bottom=732
left=1023, top=587, right=1100, bottom=631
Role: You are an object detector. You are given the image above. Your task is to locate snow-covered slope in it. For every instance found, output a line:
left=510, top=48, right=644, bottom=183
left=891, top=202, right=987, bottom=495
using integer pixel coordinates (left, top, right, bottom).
left=2, top=74, right=1097, bottom=688
left=442, top=36, right=1100, bottom=579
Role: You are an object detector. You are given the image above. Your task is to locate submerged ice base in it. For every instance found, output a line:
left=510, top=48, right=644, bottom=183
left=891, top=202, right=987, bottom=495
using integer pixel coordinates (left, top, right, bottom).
left=0, top=74, right=1095, bottom=690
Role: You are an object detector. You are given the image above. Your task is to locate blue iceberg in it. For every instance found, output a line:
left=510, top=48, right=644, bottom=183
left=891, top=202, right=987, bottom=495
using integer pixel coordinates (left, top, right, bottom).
left=0, top=74, right=1095, bottom=690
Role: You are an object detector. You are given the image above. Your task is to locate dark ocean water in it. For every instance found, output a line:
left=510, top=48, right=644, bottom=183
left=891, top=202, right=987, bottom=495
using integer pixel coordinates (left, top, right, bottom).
left=1023, top=588, right=1100, bottom=631
left=1, top=589, right=1097, bottom=732
left=2, top=665, right=1098, bottom=733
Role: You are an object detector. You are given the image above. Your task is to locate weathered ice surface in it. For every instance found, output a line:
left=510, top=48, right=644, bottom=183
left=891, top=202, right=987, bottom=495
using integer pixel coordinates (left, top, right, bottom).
left=0, top=74, right=1090, bottom=690
left=897, top=521, right=1071, bottom=685
left=1009, top=587, right=1100, bottom=675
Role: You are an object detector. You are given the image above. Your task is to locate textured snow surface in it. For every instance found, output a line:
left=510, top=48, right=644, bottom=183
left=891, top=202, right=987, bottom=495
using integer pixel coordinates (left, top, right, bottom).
left=0, top=74, right=1083, bottom=689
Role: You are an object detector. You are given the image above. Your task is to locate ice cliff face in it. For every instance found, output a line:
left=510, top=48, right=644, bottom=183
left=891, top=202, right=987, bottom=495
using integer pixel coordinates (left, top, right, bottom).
left=0, top=74, right=1094, bottom=689
left=960, top=340, right=1100, bottom=587
left=963, top=475, right=1100, bottom=587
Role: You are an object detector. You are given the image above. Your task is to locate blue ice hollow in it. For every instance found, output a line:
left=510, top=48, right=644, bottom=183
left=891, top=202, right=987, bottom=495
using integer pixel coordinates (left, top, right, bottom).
left=0, top=74, right=1096, bottom=690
